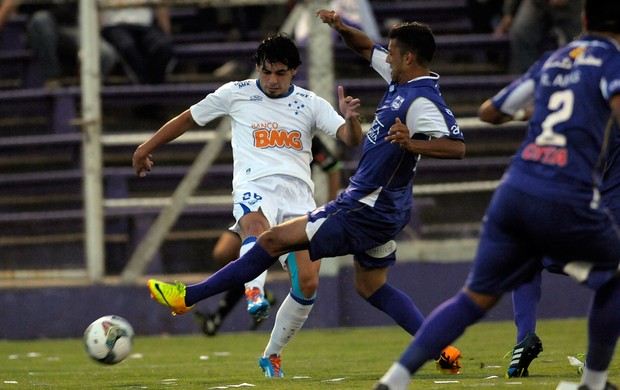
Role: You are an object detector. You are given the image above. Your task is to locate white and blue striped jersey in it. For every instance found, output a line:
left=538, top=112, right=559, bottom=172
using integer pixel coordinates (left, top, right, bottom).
left=189, top=80, right=345, bottom=193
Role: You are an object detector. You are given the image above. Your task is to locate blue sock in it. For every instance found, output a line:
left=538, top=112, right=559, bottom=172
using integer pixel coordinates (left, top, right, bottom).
left=512, top=271, right=541, bottom=342
left=367, top=283, right=425, bottom=336
left=398, top=291, right=486, bottom=374
left=184, top=243, right=277, bottom=307
left=586, top=277, right=620, bottom=371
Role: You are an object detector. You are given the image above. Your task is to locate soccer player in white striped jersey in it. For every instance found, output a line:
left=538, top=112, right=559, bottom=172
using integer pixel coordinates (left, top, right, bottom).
left=134, top=33, right=363, bottom=377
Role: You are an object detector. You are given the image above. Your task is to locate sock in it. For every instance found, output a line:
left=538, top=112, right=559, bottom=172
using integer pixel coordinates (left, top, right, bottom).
left=379, top=362, right=411, bottom=390
left=581, top=367, right=609, bottom=390
left=245, top=270, right=268, bottom=294
left=398, top=291, right=486, bottom=374
left=512, top=271, right=541, bottom=342
left=217, top=285, right=245, bottom=319
left=366, top=283, right=425, bottom=336
left=184, top=243, right=277, bottom=306
left=239, top=236, right=268, bottom=294
left=263, top=291, right=315, bottom=357
left=584, top=277, right=620, bottom=372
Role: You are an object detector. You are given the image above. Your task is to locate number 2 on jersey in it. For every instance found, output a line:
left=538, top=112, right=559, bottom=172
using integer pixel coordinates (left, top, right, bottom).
left=535, top=90, right=573, bottom=147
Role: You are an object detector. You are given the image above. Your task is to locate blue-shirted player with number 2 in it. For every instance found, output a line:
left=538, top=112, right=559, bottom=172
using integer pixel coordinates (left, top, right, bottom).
left=374, top=1, right=620, bottom=389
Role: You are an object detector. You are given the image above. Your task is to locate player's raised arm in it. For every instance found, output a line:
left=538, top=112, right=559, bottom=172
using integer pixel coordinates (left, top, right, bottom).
left=316, top=9, right=375, bottom=62
left=336, top=85, right=363, bottom=147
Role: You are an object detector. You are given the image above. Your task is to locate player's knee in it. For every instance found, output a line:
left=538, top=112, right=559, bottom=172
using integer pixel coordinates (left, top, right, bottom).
left=257, top=230, right=278, bottom=253
left=258, top=228, right=290, bottom=256
left=464, top=288, right=501, bottom=311
left=354, top=279, right=378, bottom=300
left=298, top=278, right=319, bottom=298
left=354, top=267, right=386, bottom=299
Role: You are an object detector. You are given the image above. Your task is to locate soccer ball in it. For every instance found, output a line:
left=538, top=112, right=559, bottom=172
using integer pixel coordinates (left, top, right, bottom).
left=84, top=315, right=134, bottom=365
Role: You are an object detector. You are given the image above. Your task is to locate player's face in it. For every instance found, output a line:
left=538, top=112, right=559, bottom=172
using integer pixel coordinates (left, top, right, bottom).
left=386, top=39, right=405, bottom=83
left=257, top=61, right=298, bottom=98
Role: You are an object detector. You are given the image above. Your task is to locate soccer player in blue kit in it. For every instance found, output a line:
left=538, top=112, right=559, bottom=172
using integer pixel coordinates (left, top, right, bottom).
left=374, top=1, right=620, bottom=389
left=147, top=9, right=466, bottom=377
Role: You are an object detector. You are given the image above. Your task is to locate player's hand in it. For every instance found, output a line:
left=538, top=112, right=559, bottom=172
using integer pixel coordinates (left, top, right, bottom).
left=385, top=117, right=411, bottom=148
left=316, top=9, right=344, bottom=30
left=337, top=85, right=361, bottom=120
left=132, top=149, right=153, bottom=177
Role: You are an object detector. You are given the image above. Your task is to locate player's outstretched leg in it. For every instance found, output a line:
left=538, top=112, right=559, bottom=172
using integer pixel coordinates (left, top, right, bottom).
left=375, top=291, right=487, bottom=390
left=147, top=279, right=194, bottom=315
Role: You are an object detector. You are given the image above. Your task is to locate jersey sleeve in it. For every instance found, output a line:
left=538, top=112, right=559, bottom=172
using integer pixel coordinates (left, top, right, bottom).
left=405, top=98, right=460, bottom=139
left=313, top=95, right=346, bottom=138
left=490, top=54, right=550, bottom=116
left=370, top=45, right=392, bottom=84
left=189, top=82, right=233, bottom=126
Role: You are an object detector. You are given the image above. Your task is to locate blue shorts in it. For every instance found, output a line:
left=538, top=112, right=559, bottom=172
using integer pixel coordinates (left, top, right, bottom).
left=306, top=193, right=410, bottom=268
left=467, top=184, right=620, bottom=294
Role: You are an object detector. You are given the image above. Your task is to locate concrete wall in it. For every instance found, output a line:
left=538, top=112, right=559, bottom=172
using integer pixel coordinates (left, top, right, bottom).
left=0, top=261, right=591, bottom=340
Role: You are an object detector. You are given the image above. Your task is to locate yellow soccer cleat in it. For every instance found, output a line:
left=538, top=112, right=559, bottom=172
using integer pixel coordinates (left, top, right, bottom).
left=147, top=279, right=194, bottom=316
left=436, top=345, right=463, bottom=374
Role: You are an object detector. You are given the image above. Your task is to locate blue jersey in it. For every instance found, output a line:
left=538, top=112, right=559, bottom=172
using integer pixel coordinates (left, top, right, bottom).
left=499, top=35, right=620, bottom=207
left=344, top=45, right=463, bottom=213
left=468, top=35, right=620, bottom=293
left=306, top=44, right=463, bottom=265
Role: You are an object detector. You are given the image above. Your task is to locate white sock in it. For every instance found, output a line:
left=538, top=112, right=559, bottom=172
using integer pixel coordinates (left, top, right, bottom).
left=581, top=367, right=608, bottom=390
left=240, top=239, right=267, bottom=293
left=379, top=362, right=411, bottom=390
left=245, top=270, right=267, bottom=293
left=263, top=293, right=313, bottom=357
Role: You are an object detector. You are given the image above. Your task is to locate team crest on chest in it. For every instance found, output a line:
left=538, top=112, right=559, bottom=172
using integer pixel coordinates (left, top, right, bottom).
left=391, top=96, right=405, bottom=111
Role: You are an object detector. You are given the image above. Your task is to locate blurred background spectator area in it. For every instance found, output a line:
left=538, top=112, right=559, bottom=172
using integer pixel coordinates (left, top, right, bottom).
left=0, top=0, right=532, bottom=282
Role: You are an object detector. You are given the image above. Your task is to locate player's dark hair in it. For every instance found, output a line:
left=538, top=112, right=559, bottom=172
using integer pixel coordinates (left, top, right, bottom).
left=253, top=33, right=302, bottom=70
left=585, top=0, right=620, bottom=34
left=388, top=22, right=435, bottom=68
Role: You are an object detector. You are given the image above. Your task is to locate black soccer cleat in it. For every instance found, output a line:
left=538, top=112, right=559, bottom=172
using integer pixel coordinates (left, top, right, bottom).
left=506, top=332, right=543, bottom=378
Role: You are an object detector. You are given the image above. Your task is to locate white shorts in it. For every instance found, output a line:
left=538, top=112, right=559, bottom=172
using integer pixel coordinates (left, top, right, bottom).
left=230, top=175, right=316, bottom=269
left=230, top=174, right=316, bottom=234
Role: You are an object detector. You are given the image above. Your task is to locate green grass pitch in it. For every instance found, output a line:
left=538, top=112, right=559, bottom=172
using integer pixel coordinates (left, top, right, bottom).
left=1, top=318, right=618, bottom=389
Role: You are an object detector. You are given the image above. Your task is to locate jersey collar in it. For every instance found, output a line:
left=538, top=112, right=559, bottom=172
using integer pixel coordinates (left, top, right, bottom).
left=255, top=79, right=296, bottom=99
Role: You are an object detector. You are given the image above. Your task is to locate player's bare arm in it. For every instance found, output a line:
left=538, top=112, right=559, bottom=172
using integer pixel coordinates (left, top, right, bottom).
left=386, top=118, right=465, bottom=159
left=336, top=85, right=363, bottom=147
left=132, top=109, right=196, bottom=177
left=478, top=99, right=514, bottom=124
left=316, top=9, right=375, bottom=61
left=479, top=99, right=533, bottom=124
